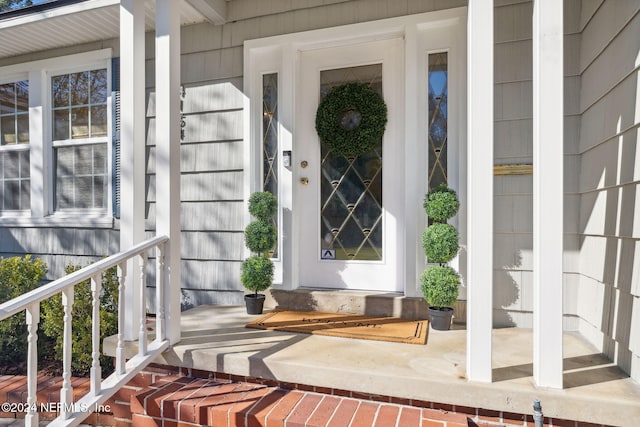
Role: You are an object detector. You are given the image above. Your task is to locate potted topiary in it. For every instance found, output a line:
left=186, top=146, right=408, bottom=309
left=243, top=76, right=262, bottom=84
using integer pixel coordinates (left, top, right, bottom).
left=420, top=184, right=461, bottom=330
left=241, top=192, right=277, bottom=314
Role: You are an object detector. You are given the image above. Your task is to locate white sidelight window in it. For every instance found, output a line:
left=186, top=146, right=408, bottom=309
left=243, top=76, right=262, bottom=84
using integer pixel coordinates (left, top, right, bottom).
left=261, top=72, right=278, bottom=257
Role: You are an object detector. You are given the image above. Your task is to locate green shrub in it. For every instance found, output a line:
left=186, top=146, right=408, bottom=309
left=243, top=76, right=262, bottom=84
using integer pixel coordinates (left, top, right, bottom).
left=420, top=265, right=460, bottom=308
left=244, top=220, right=276, bottom=254
left=422, top=223, right=459, bottom=264
left=248, top=192, right=277, bottom=221
left=240, top=255, right=274, bottom=296
left=41, top=263, right=119, bottom=377
left=423, top=184, right=459, bottom=222
left=0, top=255, right=47, bottom=368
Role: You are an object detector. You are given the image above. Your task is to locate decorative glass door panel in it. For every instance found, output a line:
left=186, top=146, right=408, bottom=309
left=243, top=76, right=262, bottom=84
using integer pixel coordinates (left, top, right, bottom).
left=296, top=39, right=403, bottom=291
left=319, top=64, right=383, bottom=261
left=428, top=52, right=448, bottom=190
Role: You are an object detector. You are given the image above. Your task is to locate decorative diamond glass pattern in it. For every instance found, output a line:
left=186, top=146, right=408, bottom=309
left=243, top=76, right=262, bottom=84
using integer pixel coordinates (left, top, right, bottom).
left=428, top=52, right=448, bottom=190
left=262, top=73, right=278, bottom=257
left=320, top=64, right=383, bottom=261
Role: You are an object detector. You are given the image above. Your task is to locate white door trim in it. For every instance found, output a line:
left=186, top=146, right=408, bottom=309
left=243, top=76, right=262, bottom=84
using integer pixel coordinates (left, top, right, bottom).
left=243, top=8, right=467, bottom=296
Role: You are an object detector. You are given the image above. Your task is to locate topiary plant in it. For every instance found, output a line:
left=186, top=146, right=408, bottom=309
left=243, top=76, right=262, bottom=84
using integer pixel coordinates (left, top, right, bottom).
left=242, top=192, right=277, bottom=313
left=248, top=192, right=278, bottom=221
left=423, top=183, right=460, bottom=222
left=244, top=220, right=276, bottom=254
left=241, top=255, right=274, bottom=296
left=420, top=184, right=461, bottom=329
left=420, top=265, right=460, bottom=308
left=422, top=223, right=459, bottom=263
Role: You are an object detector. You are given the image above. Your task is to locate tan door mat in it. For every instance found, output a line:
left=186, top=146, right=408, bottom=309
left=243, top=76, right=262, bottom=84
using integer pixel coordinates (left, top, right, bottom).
left=246, top=310, right=428, bottom=345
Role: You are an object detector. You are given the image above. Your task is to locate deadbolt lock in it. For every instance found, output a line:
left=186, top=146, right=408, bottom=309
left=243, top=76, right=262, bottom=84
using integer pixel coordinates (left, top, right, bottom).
left=300, top=177, right=309, bottom=185
left=301, top=160, right=309, bottom=168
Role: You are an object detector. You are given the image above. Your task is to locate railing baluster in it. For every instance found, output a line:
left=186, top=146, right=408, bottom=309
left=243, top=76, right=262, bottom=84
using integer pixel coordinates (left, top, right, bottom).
left=156, top=242, right=166, bottom=342
left=138, top=253, right=148, bottom=356
left=116, top=262, right=127, bottom=375
left=61, top=287, right=74, bottom=420
left=0, top=235, right=169, bottom=426
left=90, top=274, right=102, bottom=395
left=25, top=302, right=40, bottom=427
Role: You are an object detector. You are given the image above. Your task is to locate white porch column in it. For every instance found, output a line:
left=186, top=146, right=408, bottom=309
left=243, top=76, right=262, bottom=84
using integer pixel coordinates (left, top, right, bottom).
left=156, top=0, right=182, bottom=344
left=466, top=0, right=494, bottom=383
left=532, top=0, right=564, bottom=389
left=28, top=70, right=45, bottom=218
left=120, top=0, right=146, bottom=341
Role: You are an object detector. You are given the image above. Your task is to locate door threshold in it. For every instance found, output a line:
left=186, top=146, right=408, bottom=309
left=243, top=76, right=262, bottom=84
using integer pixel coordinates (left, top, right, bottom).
left=267, top=288, right=427, bottom=320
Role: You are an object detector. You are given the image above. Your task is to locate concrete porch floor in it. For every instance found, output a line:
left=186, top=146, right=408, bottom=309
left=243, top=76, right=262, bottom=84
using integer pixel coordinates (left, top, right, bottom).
left=110, top=305, right=640, bottom=426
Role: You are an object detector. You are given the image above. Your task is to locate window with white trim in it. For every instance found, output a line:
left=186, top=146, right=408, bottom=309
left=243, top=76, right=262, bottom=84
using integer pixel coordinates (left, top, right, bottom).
left=52, top=68, right=109, bottom=210
left=0, top=80, right=30, bottom=211
left=0, top=50, right=114, bottom=225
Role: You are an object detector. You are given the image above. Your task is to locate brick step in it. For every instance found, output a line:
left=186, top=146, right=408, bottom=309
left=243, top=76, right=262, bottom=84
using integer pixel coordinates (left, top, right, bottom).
left=0, top=375, right=115, bottom=424
left=130, top=376, right=476, bottom=427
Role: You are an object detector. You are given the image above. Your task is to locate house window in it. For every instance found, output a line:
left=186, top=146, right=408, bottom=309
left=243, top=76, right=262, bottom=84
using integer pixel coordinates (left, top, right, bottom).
left=428, top=52, right=448, bottom=190
left=52, top=69, right=108, bottom=210
left=0, top=80, right=30, bottom=211
left=262, top=73, right=278, bottom=257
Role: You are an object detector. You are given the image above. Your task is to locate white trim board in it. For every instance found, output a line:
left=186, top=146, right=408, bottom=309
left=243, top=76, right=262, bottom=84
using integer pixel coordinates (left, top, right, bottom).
left=244, top=9, right=467, bottom=296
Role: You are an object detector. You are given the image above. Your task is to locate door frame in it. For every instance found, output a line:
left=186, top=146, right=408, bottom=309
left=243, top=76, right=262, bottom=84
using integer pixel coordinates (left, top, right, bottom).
left=243, top=7, right=467, bottom=297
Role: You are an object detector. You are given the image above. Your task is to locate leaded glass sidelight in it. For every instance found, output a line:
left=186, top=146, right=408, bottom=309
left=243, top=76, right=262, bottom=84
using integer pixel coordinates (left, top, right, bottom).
left=428, top=52, right=448, bottom=190
left=262, top=73, right=278, bottom=257
left=320, top=64, right=383, bottom=261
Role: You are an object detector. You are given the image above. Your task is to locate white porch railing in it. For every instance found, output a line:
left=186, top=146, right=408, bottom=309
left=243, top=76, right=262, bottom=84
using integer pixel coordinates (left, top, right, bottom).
left=0, top=235, right=170, bottom=427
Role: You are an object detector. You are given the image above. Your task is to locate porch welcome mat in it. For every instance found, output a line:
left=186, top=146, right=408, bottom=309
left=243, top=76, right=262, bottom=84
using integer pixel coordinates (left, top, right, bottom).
left=246, top=310, right=428, bottom=345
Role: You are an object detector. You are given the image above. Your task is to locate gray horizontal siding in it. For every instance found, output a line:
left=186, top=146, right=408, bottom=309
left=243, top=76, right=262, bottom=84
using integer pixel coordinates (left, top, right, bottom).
left=146, top=142, right=243, bottom=174
left=146, top=78, right=244, bottom=115
left=146, top=171, right=244, bottom=202
left=0, top=227, right=118, bottom=281
left=181, top=231, right=245, bottom=261
left=146, top=202, right=244, bottom=231
left=0, top=228, right=118, bottom=256
left=146, top=111, right=243, bottom=145
left=181, top=260, right=242, bottom=291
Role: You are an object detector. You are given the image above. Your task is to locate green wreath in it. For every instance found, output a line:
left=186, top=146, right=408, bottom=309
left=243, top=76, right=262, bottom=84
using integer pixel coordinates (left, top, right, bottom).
left=315, top=82, right=387, bottom=157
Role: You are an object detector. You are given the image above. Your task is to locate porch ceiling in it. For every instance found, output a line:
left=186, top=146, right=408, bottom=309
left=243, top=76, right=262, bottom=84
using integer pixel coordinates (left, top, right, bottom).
left=0, top=0, right=221, bottom=61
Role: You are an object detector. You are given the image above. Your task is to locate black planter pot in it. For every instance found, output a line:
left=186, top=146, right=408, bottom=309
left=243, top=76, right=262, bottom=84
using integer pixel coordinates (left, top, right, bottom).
left=428, top=307, right=454, bottom=330
left=244, top=294, right=266, bottom=315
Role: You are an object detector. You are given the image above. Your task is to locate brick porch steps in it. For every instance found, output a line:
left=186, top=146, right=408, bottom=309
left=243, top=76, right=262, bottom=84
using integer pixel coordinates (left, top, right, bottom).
left=130, top=375, right=493, bottom=427
left=0, top=374, right=616, bottom=426
left=0, top=375, right=95, bottom=422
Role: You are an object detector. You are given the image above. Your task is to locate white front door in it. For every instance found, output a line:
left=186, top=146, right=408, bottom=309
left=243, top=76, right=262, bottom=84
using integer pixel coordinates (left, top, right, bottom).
left=295, top=39, right=404, bottom=291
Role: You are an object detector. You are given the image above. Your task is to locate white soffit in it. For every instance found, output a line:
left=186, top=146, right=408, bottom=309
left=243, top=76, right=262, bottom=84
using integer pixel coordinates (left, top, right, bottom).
left=0, top=0, right=215, bottom=60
